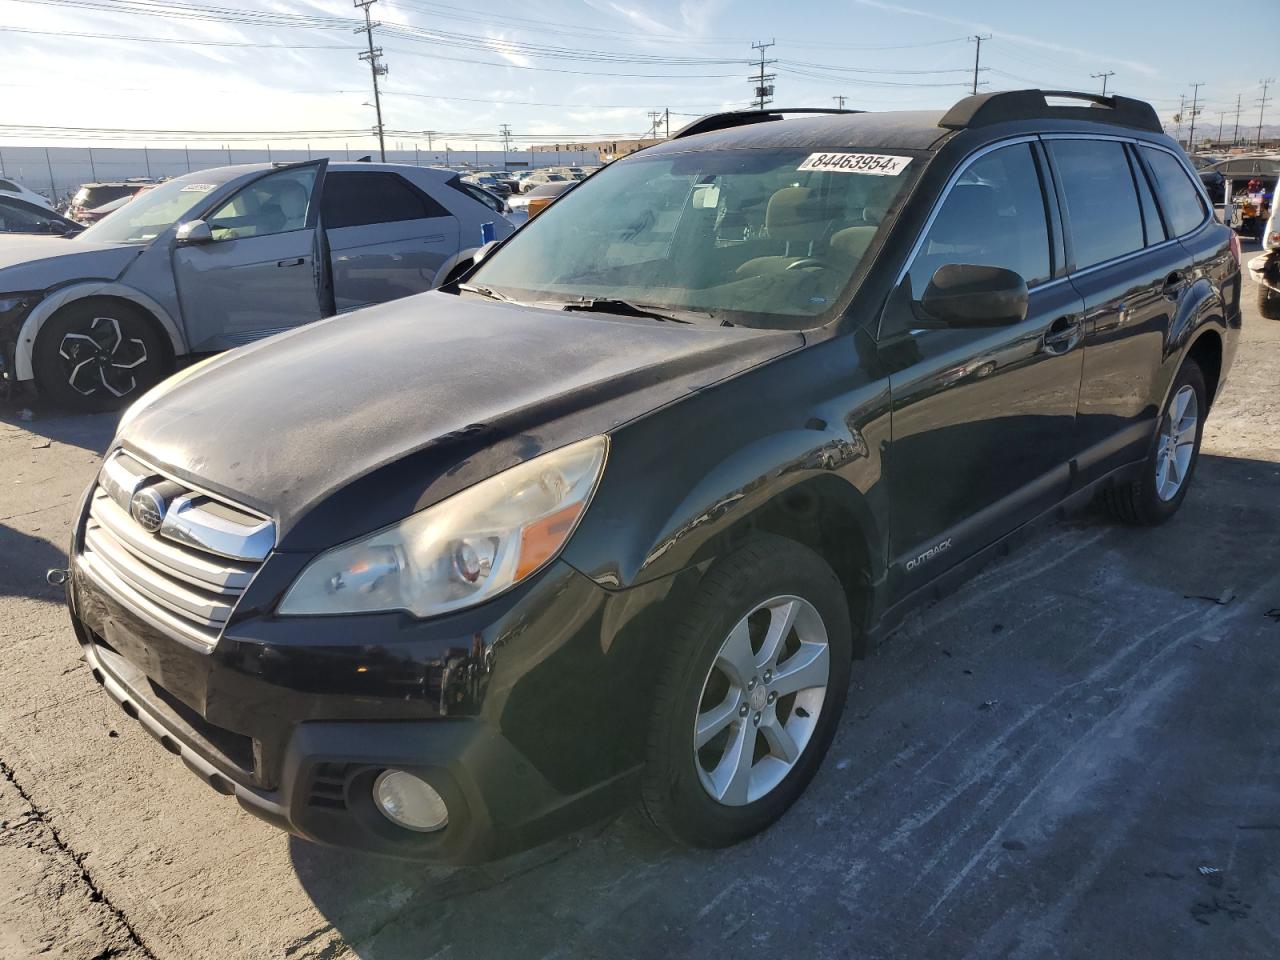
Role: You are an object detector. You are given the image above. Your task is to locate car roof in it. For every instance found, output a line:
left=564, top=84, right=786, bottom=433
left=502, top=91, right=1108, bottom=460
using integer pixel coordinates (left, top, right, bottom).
left=650, top=91, right=1166, bottom=157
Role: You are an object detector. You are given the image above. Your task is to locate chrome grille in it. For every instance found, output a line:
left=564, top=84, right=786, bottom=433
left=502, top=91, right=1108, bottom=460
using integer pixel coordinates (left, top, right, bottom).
left=77, top=450, right=273, bottom=650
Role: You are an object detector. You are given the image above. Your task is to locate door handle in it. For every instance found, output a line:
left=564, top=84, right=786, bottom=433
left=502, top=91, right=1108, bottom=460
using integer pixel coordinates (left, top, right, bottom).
left=1162, top=270, right=1186, bottom=298
left=1041, top=316, right=1081, bottom=355
left=277, top=257, right=305, bottom=268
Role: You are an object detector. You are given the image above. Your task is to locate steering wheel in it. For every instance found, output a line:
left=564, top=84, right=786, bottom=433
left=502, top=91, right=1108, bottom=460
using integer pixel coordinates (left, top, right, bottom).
left=785, top=258, right=830, bottom=271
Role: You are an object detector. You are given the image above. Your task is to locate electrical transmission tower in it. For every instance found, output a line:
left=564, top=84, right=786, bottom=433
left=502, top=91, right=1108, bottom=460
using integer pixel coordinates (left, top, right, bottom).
left=751, top=40, right=776, bottom=110
left=354, top=0, right=387, bottom=161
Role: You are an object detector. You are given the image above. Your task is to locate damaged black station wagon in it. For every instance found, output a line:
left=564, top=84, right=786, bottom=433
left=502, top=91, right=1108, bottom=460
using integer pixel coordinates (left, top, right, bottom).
left=64, top=90, right=1240, bottom=861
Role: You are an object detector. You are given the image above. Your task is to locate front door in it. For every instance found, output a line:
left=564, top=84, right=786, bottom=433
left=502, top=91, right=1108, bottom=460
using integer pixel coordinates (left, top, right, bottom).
left=173, top=160, right=327, bottom=351
left=882, top=141, right=1086, bottom=599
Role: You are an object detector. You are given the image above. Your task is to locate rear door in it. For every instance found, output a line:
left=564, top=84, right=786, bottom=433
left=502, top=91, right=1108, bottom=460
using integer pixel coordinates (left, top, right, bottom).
left=319, top=170, right=460, bottom=312
left=1046, top=138, right=1194, bottom=483
left=883, top=140, right=1086, bottom=597
left=172, top=160, right=327, bottom=351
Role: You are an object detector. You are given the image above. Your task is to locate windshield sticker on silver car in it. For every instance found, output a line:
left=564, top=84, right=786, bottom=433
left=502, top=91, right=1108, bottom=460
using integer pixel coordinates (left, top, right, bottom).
left=180, top=183, right=217, bottom=192
left=797, top=153, right=912, bottom=176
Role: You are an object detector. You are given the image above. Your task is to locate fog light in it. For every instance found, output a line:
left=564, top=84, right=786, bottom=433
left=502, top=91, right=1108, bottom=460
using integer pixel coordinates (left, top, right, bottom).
left=372, top=770, right=448, bottom=832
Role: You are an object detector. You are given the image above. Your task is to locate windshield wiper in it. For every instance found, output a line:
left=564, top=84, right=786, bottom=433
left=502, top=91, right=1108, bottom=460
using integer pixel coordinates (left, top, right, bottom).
left=560, top=297, right=703, bottom=324
left=457, top=282, right=516, bottom=303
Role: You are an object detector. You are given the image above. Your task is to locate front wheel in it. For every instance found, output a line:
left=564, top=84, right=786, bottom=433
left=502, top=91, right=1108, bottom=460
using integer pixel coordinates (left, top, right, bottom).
left=641, top=536, right=853, bottom=848
left=1103, top=359, right=1206, bottom=526
left=32, top=300, right=168, bottom=411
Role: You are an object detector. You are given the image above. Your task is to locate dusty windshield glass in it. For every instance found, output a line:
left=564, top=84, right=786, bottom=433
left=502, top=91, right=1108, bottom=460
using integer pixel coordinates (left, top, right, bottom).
left=471, top=148, right=917, bottom=327
left=77, top=177, right=223, bottom=244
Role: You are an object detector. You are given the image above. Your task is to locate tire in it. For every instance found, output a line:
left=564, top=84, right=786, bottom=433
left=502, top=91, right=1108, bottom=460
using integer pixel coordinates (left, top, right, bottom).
left=1103, top=359, right=1207, bottom=526
left=32, top=299, right=168, bottom=412
left=1260, top=286, right=1280, bottom=321
left=640, top=535, right=853, bottom=848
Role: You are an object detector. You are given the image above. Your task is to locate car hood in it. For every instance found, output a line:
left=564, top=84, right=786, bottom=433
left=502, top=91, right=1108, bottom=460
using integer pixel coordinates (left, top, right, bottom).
left=0, top=235, right=141, bottom=290
left=119, top=291, right=801, bottom=549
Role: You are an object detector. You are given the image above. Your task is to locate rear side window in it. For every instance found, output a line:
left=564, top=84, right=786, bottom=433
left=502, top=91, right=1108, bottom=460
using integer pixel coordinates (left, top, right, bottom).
left=449, top=177, right=504, bottom=213
left=1128, top=148, right=1167, bottom=245
left=321, top=172, right=449, bottom=229
left=1141, top=147, right=1208, bottom=237
left=908, top=141, right=1052, bottom=294
left=1049, top=139, right=1144, bottom=271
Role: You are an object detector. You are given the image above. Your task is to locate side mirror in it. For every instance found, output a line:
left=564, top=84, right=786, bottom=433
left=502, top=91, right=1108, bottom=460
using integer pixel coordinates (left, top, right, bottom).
left=472, top=239, right=500, bottom=266
left=175, top=219, right=213, bottom=244
left=919, top=263, right=1028, bottom=327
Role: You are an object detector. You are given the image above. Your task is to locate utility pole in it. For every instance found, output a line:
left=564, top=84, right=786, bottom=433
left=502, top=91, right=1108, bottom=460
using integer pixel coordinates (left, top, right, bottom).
left=1233, top=93, right=1243, bottom=146
left=1091, top=71, right=1115, bottom=96
left=499, top=124, right=512, bottom=166
left=1216, top=111, right=1225, bottom=146
left=1258, top=78, right=1275, bottom=149
left=750, top=40, right=776, bottom=110
left=354, top=0, right=388, bottom=162
left=832, top=95, right=848, bottom=110
left=969, top=35, right=990, bottom=95
left=647, top=110, right=664, bottom=138
left=1187, top=82, right=1203, bottom=150
left=425, top=129, right=436, bottom=151
left=664, top=108, right=670, bottom=138
left=1175, top=94, right=1185, bottom=144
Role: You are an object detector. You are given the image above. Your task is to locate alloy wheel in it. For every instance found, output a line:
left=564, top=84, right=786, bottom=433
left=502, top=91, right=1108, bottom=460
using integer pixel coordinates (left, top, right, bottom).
left=57, top=315, right=149, bottom=398
left=693, top=595, right=830, bottom=806
left=1154, top=384, right=1198, bottom=502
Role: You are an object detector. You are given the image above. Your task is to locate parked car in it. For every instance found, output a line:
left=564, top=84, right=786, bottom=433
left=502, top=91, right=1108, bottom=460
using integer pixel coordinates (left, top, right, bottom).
left=0, top=195, right=82, bottom=236
left=61, top=90, right=1238, bottom=864
left=0, top=160, right=515, bottom=408
left=67, top=180, right=156, bottom=222
left=1248, top=195, right=1280, bottom=318
left=0, top=176, right=55, bottom=211
left=507, top=179, right=575, bottom=220
left=77, top=184, right=156, bottom=225
left=463, top=174, right=511, bottom=198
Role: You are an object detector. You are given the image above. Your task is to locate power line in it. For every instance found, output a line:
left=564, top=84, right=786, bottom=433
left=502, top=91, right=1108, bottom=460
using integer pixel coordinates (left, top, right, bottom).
left=354, top=0, right=388, bottom=161
left=1259, top=78, right=1275, bottom=148
left=751, top=39, right=776, bottom=110
left=1186, top=81, right=1203, bottom=150
left=968, top=34, right=991, bottom=95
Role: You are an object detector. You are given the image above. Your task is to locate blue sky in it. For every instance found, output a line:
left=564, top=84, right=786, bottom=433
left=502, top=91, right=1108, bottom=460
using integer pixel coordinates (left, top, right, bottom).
left=1, top=0, right=1275, bottom=148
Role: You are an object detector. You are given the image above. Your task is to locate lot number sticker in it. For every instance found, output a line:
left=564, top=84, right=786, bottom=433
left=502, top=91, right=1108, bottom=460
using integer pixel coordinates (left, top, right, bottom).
left=797, top=153, right=912, bottom=176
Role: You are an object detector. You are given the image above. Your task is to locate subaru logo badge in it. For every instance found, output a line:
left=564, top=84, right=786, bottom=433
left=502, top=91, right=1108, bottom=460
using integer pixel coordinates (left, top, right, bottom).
left=130, top=487, right=166, bottom=533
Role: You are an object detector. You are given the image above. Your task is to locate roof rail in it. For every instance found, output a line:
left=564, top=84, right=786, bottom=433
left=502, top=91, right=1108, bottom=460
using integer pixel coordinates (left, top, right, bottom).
left=671, top=108, right=864, bottom=141
left=939, top=89, right=1162, bottom=134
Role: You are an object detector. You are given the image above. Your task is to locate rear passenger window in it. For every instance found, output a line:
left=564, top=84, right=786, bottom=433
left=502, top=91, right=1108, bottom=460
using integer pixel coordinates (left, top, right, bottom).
left=1049, top=140, right=1144, bottom=270
left=1141, top=147, right=1208, bottom=237
left=1129, top=148, right=1167, bottom=245
left=321, top=172, right=448, bottom=229
left=908, top=142, right=1051, bottom=295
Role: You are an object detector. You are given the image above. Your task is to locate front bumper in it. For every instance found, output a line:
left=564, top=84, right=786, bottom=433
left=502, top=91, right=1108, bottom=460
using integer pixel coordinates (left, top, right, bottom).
left=69, top=530, right=696, bottom=862
left=1248, top=251, right=1279, bottom=295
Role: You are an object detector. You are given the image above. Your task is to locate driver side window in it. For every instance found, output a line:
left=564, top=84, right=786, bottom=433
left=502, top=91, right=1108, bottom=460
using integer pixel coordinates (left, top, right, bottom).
left=207, top=167, right=317, bottom=241
left=906, top=142, right=1052, bottom=299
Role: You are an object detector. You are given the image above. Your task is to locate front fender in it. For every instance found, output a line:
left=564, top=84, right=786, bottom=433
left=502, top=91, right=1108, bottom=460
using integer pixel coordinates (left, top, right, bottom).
left=562, top=334, right=891, bottom=594
left=14, top=282, right=186, bottom=382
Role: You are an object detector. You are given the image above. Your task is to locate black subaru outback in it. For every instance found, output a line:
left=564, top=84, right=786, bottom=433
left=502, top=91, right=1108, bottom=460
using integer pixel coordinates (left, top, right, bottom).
left=64, top=90, right=1241, bottom=862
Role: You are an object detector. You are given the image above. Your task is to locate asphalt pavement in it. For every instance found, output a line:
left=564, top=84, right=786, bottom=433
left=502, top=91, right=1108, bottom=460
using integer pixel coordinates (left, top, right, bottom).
left=2, top=261, right=1279, bottom=960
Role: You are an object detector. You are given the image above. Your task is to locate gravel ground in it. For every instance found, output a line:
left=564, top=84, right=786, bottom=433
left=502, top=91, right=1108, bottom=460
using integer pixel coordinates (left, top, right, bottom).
left=1, top=254, right=1278, bottom=960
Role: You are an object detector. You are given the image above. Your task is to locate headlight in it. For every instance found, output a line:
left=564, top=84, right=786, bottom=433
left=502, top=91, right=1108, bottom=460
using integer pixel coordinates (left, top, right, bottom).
left=278, top=435, right=608, bottom=617
left=1266, top=230, right=1280, bottom=251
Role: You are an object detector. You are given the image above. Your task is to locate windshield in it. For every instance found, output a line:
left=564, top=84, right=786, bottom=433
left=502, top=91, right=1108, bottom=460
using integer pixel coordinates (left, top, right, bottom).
left=471, top=147, right=918, bottom=328
left=77, top=178, right=220, bottom=244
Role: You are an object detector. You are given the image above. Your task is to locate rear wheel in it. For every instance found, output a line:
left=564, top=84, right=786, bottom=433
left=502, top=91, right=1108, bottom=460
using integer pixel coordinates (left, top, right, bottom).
left=1103, top=359, right=1206, bottom=526
left=641, top=536, right=852, bottom=848
left=32, top=300, right=168, bottom=411
left=1259, top=286, right=1280, bottom=320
